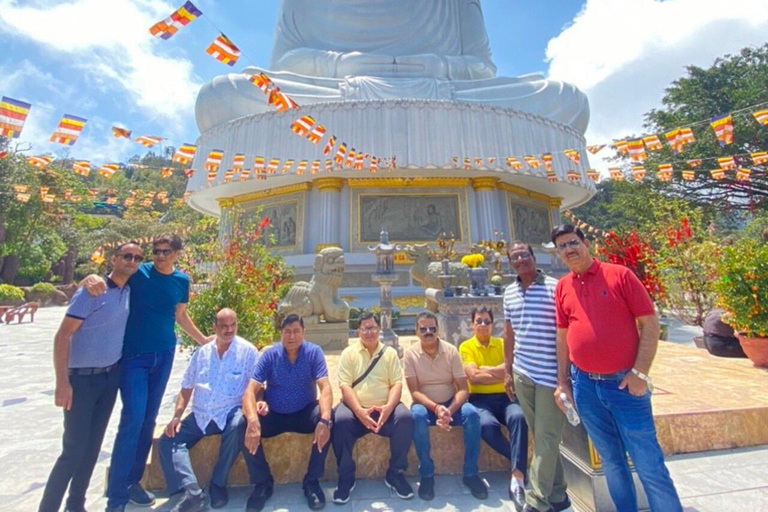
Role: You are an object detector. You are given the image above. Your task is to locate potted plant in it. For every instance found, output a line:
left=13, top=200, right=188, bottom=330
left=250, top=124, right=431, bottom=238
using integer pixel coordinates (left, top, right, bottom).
left=715, top=239, right=768, bottom=367
left=461, top=253, right=487, bottom=296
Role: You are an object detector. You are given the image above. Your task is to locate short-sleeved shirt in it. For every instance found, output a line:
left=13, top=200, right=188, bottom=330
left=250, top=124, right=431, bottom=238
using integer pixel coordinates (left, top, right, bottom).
left=459, top=336, right=505, bottom=394
left=403, top=339, right=465, bottom=403
left=503, top=270, right=559, bottom=388
left=338, top=340, right=402, bottom=408
left=252, top=341, right=329, bottom=414
left=65, top=276, right=130, bottom=368
left=182, top=336, right=260, bottom=432
left=122, top=262, right=190, bottom=354
left=555, top=259, right=656, bottom=374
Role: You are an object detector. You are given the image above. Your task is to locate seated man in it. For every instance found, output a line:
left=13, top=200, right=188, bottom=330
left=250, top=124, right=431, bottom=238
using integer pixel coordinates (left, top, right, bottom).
left=703, top=308, right=747, bottom=358
left=332, top=312, right=414, bottom=503
left=159, top=309, right=259, bottom=512
left=404, top=311, right=487, bottom=500
left=243, top=314, right=333, bottom=511
left=460, top=307, right=529, bottom=511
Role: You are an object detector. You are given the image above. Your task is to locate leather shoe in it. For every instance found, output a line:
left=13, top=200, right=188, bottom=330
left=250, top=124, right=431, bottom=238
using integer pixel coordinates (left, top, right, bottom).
left=509, top=485, right=526, bottom=511
left=209, top=482, right=228, bottom=509
left=551, top=495, right=572, bottom=511
left=303, top=480, right=326, bottom=510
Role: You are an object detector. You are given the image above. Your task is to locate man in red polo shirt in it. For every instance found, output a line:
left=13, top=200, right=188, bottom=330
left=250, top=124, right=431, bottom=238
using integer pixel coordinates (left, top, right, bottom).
left=551, top=224, right=682, bottom=512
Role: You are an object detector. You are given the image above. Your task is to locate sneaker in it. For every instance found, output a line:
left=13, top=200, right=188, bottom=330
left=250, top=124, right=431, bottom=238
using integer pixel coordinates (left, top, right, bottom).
left=509, top=484, right=526, bottom=512
left=384, top=472, right=414, bottom=500
left=171, top=490, right=208, bottom=512
left=418, top=476, right=434, bottom=500
left=128, top=484, right=156, bottom=507
left=209, top=482, right=228, bottom=509
left=332, top=480, right=356, bottom=504
left=462, top=475, right=488, bottom=500
left=246, top=481, right=274, bottom=512
left=551, top=495, right=572, bottom=512
left=303, top=480, right=326, bottom=510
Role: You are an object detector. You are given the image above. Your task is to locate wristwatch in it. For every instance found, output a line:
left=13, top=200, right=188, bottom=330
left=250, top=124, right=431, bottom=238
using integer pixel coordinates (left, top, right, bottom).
left=631, top=368, right=654, bottom=391
left=318, top=417, right=333, bottom=429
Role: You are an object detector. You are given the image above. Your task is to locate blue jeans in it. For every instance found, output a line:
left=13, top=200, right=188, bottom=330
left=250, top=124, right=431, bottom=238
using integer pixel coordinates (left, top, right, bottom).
left=470, top=393, right=528, bottom=477
left=571, top=366, right=683, bottom=512
left=411, top=401, right=480, bottom=478
left=107, top=350, right=175, bottom=507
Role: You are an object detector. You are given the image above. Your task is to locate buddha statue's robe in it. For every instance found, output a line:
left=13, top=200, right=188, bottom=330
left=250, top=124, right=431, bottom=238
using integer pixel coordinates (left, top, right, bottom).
left=195, top=0, right=589, bottom=134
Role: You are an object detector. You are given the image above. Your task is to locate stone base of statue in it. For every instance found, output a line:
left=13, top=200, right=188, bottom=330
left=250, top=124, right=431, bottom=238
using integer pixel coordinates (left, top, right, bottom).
left=425, top=288, right=505, bottom=346
left=560, top=421, right=649, bottom=512
left=304, top=322, right=349, bottom=351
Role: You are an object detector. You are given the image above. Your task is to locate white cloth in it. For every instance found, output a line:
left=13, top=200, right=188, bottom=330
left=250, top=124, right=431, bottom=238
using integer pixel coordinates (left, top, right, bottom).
left=181, top=336, right=260, bottom=432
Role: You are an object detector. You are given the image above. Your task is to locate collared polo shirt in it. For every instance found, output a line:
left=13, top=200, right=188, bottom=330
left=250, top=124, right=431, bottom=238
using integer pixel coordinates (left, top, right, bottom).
left=65, top=276, right=130, bottom=368
left=182, top=336, right=260, bottom=432
left=555, top=259, right=656, bottom=374
left=458, top=336, right=505, bottom=394
left=252, top=341, right=328, bottom=414
left=504, top=269, right=559, bottom=388
left=338, top=340, right=403, bottom=408
left=403, top=339, right=465, bottom=403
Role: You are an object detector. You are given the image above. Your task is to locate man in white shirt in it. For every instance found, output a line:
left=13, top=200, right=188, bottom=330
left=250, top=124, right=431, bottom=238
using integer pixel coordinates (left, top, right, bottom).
left=159, top=309, right=260, bottom=512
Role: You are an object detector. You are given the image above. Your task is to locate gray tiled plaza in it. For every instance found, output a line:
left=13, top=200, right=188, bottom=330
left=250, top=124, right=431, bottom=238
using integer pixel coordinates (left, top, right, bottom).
left=2, top=307, right=767, bottom=511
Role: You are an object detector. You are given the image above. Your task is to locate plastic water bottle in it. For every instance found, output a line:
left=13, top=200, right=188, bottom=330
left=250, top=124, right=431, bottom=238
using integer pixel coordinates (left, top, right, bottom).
left=560, top=392, right=581, bottom=426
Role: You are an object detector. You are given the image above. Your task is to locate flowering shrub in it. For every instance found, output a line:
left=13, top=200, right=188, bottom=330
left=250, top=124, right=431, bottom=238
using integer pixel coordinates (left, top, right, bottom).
left=461, top=253, right=485, bottom=268
left=596, top=230, right=664, bottom=303
left=715, top=239, right=768, bottom=337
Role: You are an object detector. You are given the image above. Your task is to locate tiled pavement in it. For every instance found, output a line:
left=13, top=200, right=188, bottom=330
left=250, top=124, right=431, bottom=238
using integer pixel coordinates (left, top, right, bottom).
left=1, top=307, right=767, bottom=511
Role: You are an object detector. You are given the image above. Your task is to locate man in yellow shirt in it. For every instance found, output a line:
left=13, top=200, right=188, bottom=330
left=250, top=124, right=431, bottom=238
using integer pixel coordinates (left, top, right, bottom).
left=332, top=312, right=414, bottom=504
left=460, top=306, right=529, bottom=511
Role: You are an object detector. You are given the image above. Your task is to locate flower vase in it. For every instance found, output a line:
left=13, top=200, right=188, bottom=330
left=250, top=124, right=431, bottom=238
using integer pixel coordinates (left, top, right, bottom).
left=468, top=267, right=488, bottom=296
left=737, top=333, right=768, bottom=368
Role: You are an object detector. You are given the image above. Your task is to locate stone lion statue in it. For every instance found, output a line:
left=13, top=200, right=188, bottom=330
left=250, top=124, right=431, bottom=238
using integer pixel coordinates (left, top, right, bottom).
left=278, top=247, right=350, bottom=323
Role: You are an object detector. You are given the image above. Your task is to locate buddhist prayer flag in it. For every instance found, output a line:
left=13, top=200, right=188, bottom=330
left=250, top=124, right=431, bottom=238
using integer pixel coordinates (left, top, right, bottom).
left=474, top=157, right=484, bottom=168
left=631, top=166, right=646, bottom=181
left=0, top=150, right=8, bottom=160
left=149, top=1, right=202, bottom=40
left=205, top=149, right=224, bottom=171
left=665, top=128, right=685, bottom=154
left=307, top=124, right=326, bottom=144
left=710, top=168, right=726, bottom=180
left=239, top=168, right=250, bottom=181
left=506, top=157, right=523, bottom=170
left=751, top=151, right=768, bottom=165
left=563, top=149, right=581, bottom=165
left=99, top=163, right=119, bottom=178
left=253, top=156, right=265, bottom=173
left=112, top=126, right=132, bottom=139
left=39, top=187, right=49, bottom=197
left=325, top=159, right=333, bottom=173
left=267, top=159, right=280, bottom=174
left=207, top=169, right=217, bottom=183
left=642, top=135, right=663, bottom=151
left=135, top=135, right=163, bottom=147
left=290, top=115, right=315, bottom=137
left=679, top=127, right=695, bottom=145
left=628, top=139, right=647, bottom=162
left=124, top=197, right=135, bottom=207
left=686, top=159, right=702, bottom=168
left=346, top=149, right=357, bottom=168
left=161, top=167, right=174, bottom=178
left=268, top=88, right=299, bottom=112
left=42, top=194, right=56, bottom=204
left=63, top=189, right=73, bottom=200
left=73, top=160, right=91, bottom=176
left=173, top=144, right=197, bottom=164
left=608, top=168, right=624, bottom=181
left=50, top=114, right=87, bottom=146
left=223, top=169, right=234, bottom=183
left=613, top=140, right=629, bottom=154
left=736, top=168, right=751, bottom=181
left=281, top=159, right=294, bottom=174
left=28, top=155, right=53, bottom=168
left=681, top=170, right=695, bottom=181
left=710, top=114, right=734, bottom=146
left=249, top=73, right=273, bottom=94
left=354, top=153, right=364, bottom=170
left=296, top=160, right=308, bottom=175
left=717, top=156, right=736, bottom=170
left=586, top=169, right=599, bottom=182
left=370, top=157, right=378, bottom=173
left=184, top=168, right=195, bottom=177
left=0, top=96, right=32, bottom=138
left=524, top=156, right=541, bottom=168
left=487, top=157, right=497, bottom=166
left=657, top=163, right=673, bottom=182
left=541, top=153, right=553, bottom=172
left=206, top=33, right=241, bottom=66
left=335, top=143, right=347, bottom=164
left=587, top=144, right=606, bottom=154
left=546, top=170, right=558, bottom=183
left=105, top=197, right=118, bottom=205
left=462, top=157, right=472, bottom=170
left=232, top=153, right=245, bottom=171
left=566, top=170, right=580, bottom=182
left=323, top=135, right=337, bottom=156
left=88, top=188, right=99, bottom=196
left=15, top=192, right=31, bottom=203
left=311, top=160, right=320, bottom=174
left=753, top=109, right=768, bottom=126
left=13, top=185, right=28, bottom=193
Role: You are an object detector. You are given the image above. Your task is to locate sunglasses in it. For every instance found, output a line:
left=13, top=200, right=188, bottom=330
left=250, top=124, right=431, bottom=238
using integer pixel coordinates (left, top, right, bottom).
left=508, top=252, right=532, bottom=261
left=120, top=253, right=144, bottom=262
left=359, top=326, right=380, bottom=333
left=153, top=248, right=175, bottom=256
left=419, top=326, right=437, bottom=334
left=474, top=318, right=493, bottom=326
left=556, top=239, right=582, bottom=252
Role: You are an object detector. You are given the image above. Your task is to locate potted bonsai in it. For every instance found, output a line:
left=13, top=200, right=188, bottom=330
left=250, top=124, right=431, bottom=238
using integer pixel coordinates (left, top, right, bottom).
left=715, top=239, right=768, bottom=367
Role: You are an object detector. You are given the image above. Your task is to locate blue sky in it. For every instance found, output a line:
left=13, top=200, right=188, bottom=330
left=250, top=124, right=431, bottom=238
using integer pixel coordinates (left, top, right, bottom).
left=1, top=0, right=767, bottom=169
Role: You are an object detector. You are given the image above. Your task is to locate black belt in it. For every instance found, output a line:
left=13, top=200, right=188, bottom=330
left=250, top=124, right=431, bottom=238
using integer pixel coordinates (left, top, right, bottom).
left=576, top=367, right=627, bottom=381
left=69, top=362, right=119, bottom=376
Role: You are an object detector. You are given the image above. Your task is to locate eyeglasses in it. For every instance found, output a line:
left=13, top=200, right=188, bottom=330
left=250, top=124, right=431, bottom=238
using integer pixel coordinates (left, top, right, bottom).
left=153, top=248, right=175, bottom=256
left=474, top=318, right=493, bottom=326
left=359, top=326, right=380, bottom=333
left=556, top=239, right=582, bottom=252
left=419, top=326, right=438, bottom=334
left=120, top=253, right=144, bottom=262
left=508, top=252, right=532, bottom=261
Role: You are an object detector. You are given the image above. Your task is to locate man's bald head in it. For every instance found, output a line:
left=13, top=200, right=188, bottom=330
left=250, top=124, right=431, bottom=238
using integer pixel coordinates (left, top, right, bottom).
left=214, top=308, right=238, bottom=344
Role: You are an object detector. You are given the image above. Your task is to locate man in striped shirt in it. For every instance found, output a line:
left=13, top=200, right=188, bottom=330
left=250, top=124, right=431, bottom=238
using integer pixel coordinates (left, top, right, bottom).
left=503, top=242, right=571, bottom=512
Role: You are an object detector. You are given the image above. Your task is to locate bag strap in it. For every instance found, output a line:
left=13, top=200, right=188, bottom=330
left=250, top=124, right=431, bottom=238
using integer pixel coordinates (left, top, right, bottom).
left=352, top=347, right=388, bottom=388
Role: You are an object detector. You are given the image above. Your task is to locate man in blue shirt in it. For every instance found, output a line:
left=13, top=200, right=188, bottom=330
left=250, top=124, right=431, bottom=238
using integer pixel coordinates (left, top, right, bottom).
left=38, top=241, right=142, bottom=512
left=84, top=233, right=210, bottom=512
left=242, top=314, right=334, bottom=512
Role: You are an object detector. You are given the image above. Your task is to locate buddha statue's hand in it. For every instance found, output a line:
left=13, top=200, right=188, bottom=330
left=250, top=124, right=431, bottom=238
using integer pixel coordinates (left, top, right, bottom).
left=336, top=51, right=396, bottom=77
left=394, top=54, right=448, bottom=78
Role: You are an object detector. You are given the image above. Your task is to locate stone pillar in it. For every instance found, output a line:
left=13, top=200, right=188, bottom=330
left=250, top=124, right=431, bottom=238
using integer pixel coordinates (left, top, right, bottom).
left=314, top=177, right=345, bottom=248
left=471, top=177, right=501, bottom=241
left=217, top=198, right=235, bottom=248
left=549, top=198, right=567, bottom=273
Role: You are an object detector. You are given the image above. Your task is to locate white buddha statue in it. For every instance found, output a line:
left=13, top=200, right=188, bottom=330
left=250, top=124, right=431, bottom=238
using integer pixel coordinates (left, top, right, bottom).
left=195, top=0, right=589, bottom=134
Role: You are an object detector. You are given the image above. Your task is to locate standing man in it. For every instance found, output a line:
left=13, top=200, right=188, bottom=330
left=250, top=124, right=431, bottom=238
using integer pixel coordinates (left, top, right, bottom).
left=332, top=312, right=414, bottom=503
left=551, top=224, right=683, bottom=512
left=39, top=241, right=142, bottom=512
left=242, top=314, right=333, bottom=512
left=459, top=307, right=528, bottom=510
left=404, top=312, right=487, bottom=501
left=159, top=309, right=259, bottom=512
left=83, top=233, right=211, bottom=512
left=503, top=242, right=570, bottom=512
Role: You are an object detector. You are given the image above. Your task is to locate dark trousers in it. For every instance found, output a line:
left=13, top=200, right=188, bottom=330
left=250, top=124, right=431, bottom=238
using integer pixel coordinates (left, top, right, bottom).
left=470, top=393, right=529, bottom=477
left=39, top=366, right=121, bottom=512
left=244, top=402, right=331, bottom=487
left=332, top=401, right=414, bottom=485
left=159, top=408, right=248, bottom=494
left=704, top=335, right=747, bottom=358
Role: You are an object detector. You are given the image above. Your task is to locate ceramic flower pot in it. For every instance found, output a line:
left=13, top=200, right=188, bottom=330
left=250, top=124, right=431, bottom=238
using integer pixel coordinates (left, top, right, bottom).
left=736, top=333, right=768, bottom=368
left=468, top=267, right=488, bottom=296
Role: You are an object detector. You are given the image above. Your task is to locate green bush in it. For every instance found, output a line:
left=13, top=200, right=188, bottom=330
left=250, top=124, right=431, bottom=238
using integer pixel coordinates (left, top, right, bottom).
left=715, top=239, right=768, bottom=337
left=31, top=282, right=57, bottom=295
left=0, top=284, right=25, bottom=302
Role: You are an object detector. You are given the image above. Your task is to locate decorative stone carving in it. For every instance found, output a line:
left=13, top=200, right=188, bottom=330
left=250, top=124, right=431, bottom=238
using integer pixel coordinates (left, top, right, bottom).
left=405, top=243, right=469, bottom=290
left=278, top=247, right=350, bottom=323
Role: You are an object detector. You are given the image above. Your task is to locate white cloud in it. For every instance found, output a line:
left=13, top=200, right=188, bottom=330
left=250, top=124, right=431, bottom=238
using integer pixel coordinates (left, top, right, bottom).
left=0, top=0, right=203, bottom=131
left=546, top=0, right=768, bottom=159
